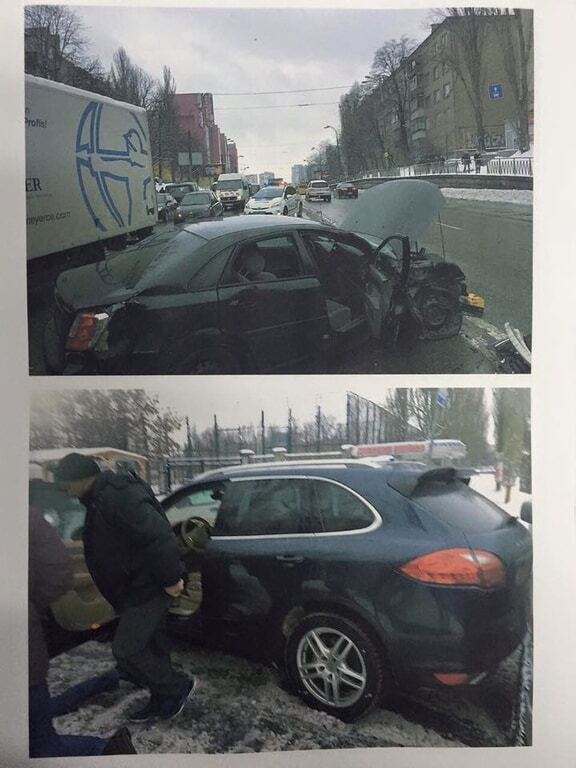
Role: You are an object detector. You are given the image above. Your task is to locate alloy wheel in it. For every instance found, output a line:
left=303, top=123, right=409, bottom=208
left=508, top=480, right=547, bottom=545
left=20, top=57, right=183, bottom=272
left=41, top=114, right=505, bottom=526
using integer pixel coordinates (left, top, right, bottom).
left=296, top=626, right=367, bottom=708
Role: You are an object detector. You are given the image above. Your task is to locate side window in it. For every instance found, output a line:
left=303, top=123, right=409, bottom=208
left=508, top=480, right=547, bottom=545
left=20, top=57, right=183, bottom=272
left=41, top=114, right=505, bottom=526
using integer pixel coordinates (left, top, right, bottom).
left=220, top=236, right=305, bottom=285
left=188, top=247, right=232, bottom=291
left=212, top=479, right=316, bottom=536
left=311, top=480, right=375, bottom=532
left=164, top=484, right=226, bottom=527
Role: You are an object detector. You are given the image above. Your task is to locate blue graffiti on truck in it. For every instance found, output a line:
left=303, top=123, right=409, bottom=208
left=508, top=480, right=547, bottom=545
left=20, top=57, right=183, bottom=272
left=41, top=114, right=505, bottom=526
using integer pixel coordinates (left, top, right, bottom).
left=75, top=101, right=154, bottom=232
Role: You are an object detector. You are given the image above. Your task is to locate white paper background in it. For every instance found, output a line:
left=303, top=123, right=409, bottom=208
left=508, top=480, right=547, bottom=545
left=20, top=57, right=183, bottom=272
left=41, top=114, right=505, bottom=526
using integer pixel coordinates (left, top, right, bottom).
left=2, top=0, right=576, bottom=766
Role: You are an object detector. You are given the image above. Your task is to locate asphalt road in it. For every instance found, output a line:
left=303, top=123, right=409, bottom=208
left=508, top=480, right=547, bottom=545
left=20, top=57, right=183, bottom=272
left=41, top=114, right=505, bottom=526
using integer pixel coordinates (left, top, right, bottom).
left=27, top=192, right=532, bottom=375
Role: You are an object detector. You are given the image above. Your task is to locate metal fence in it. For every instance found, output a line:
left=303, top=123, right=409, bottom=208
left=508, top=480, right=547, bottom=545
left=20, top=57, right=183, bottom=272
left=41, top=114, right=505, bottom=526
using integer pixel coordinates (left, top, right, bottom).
left=354, top=155, right=532, bottom=182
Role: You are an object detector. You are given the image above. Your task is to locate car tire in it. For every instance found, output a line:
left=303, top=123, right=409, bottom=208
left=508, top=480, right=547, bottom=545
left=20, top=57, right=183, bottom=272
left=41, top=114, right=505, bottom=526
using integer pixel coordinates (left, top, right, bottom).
left=180, top=347, right=243, bottom=374
left=285, top=612, right=386, bottom=722
left=297, top=202, right=303, bottom=218
left=282, top=207, right=288, bottom=216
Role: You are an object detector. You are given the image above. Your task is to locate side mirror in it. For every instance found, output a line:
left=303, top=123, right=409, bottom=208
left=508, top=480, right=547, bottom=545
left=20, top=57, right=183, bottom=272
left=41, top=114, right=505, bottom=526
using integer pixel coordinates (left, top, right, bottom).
left=520, top=500, right=532, bottom=525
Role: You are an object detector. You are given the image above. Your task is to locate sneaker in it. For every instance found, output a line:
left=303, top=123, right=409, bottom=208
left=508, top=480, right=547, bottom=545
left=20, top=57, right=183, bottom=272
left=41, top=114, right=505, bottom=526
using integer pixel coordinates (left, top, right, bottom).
left=128, top=697, right=161, bottom=723
left=157, top=676, right=197, bottom=721
left=102, top=727, right=137, bottom=755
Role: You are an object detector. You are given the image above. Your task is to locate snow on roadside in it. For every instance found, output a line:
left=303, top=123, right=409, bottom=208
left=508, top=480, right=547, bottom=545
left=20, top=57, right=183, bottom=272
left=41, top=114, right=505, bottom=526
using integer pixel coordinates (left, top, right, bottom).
left=440, top=187, right=532, bottom=206
left=49, top=640, right=465, bottom=753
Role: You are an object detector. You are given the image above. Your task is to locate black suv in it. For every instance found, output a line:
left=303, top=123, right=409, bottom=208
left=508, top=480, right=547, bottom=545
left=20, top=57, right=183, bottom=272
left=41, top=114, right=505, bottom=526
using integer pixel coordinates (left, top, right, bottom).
left=45, top=459, right=532, bottom=721
left=164, top=460, right=532, bottom=721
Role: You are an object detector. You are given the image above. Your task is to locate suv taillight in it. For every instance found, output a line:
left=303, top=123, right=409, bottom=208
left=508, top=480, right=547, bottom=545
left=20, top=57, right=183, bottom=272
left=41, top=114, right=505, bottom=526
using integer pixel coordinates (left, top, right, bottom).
left=400, top=548, right=506, bottom=589
left=66, top=311, right=110, bottom=352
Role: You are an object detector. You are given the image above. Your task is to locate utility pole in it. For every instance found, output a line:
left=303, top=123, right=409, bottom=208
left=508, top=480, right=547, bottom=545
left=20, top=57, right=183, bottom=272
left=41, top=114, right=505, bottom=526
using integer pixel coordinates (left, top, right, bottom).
left=261, top=410, right=266, bottom=455
left=287, top=408, right=293, bottom=454
left=316, top=405, right=322, bottom=453
left=185, top=416, right=193, bottom=457
left=213, top=414, right=219, bottom=458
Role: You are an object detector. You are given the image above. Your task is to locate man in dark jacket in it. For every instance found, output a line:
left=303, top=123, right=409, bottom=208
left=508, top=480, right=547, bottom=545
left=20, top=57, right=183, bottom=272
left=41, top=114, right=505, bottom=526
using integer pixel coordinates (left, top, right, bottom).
left=29, top=504, right=136, bottom=755
left=54, top=453, right=195, bottom=722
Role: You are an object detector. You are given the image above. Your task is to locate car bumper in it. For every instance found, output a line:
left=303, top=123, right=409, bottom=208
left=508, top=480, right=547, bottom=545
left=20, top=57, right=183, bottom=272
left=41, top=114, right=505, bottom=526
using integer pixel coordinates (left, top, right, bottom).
left=377, top=579, right=531, bottom=687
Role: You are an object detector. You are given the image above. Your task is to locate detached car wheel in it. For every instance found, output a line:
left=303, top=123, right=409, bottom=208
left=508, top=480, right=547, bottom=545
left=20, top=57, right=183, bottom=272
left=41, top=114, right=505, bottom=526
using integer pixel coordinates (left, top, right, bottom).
left=285, top=612, right=386, bottom=722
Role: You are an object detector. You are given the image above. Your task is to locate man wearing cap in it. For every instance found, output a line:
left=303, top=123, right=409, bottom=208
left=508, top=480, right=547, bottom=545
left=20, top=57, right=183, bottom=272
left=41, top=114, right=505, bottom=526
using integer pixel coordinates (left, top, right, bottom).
left=54, top=453, right=196, bottom=722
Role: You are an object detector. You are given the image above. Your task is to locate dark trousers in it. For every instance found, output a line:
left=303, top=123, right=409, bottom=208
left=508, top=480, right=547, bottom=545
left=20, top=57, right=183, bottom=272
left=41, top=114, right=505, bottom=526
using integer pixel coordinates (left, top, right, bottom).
left=29, top=682, right=106, bottom=757
left=112, top=592, right=189, bottom=702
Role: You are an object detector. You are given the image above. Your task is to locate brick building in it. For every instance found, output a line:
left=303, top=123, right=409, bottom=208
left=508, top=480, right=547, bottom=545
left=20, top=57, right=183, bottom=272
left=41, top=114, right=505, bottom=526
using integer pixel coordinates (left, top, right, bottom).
left=173, top=92, right=238, bottom=176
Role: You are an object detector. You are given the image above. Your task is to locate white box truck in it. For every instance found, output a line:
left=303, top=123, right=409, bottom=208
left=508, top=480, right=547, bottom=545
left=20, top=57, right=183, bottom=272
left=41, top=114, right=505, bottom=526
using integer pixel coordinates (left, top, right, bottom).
left=25, top=75, right=156, bottom=284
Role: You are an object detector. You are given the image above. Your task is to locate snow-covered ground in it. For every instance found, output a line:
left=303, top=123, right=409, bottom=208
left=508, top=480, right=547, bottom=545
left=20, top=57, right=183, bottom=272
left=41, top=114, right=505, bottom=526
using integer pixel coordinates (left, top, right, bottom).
left=440, top=187, right=533, bottom=206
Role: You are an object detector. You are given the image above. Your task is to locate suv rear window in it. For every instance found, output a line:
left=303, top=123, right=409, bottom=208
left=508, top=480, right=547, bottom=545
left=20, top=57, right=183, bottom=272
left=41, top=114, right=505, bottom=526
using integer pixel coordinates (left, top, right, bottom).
left=412, top=480, right=513, bottom=533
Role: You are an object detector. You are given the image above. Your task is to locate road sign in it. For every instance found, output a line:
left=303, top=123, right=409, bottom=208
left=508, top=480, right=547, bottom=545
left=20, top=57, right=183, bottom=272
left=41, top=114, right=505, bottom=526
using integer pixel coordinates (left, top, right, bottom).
left=436, top=389, right=449, bottom=409
left=488, top=83, right=503, bottom=99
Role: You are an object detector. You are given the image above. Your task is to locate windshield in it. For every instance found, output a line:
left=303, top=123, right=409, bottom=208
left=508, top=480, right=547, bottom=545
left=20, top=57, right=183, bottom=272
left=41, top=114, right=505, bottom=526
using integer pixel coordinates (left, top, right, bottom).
left=254, top=187, right=283, bottom=200
left=133, top=230, right=211, bottom=291
left=217, top=179, right=242, bottom=190
left=412, top=479, right=512, bottom=533
left=182, top=193, right=211, bottom=205
left=166, top=185, right=194, bottom=196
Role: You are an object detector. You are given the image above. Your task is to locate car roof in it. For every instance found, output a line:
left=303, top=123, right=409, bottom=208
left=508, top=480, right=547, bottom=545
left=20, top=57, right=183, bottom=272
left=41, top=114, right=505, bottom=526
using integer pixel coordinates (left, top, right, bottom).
left=179, top=216, right=329, bottom=240
left=178, top=458, right=432, bottom=484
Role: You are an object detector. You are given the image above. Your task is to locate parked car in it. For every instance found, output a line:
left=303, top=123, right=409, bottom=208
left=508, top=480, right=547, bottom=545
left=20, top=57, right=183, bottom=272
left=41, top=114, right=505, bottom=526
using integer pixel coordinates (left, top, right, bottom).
left=163, top=182, right=200, bottom=204
left=244, top=185, right=302, bottom=217
left=336, top=181, right=358, bottom=199
left=155, top=192, right=179, bottom=222
left=44, top=180, right=485, bottom=375
left=174, top=191, right=223, bottom=223
left=45, top=460, right=532, bottom=722
left=305, top=179, right=332, bottom=202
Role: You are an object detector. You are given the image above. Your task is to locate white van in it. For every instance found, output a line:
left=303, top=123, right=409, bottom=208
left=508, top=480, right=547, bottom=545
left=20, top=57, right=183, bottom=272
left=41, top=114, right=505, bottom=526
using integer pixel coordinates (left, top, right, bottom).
left=214, top=173, right=250, bottom=211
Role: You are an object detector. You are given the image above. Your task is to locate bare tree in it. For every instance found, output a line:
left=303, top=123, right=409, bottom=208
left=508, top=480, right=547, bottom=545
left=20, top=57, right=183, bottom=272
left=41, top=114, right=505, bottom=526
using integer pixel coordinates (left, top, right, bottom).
left=148, top=66, right=181, bottom=180
left=24, top=4, right=104, bottom=87
left=108, top=47, right=155, bottom=108
left=493, top=9, right=533, bottom=151
left=370, top=36, right=417, bottom=162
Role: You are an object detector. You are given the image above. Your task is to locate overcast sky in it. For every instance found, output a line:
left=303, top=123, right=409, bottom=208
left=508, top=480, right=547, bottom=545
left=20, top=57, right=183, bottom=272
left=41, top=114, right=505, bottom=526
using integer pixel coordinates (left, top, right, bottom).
left=72, top=6, right=433, bottom=180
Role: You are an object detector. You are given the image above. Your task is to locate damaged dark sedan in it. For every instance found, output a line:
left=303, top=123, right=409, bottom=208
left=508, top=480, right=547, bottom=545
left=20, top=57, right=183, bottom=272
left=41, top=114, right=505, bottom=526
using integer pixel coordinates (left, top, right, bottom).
left=44, top=180, right=484, bottom=375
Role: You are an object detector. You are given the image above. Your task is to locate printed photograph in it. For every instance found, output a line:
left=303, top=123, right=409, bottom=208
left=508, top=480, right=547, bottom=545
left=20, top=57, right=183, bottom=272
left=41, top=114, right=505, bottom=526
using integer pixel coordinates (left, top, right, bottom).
left=25, top=6, right=533, bottom=376
left=28, top=383, right=532, bottom=755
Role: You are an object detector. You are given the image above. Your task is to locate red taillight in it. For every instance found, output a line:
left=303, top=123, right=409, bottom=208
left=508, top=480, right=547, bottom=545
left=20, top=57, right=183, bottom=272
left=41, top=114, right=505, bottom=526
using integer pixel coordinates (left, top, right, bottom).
left=66, top=312, right=109, bottom=352
left=400, top=548, right=506, bottom=589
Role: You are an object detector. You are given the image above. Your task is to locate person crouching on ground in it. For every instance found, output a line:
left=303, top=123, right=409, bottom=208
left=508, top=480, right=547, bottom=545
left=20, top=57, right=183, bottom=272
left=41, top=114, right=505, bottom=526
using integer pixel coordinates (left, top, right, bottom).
left=54, top=453, right=196, bottom=723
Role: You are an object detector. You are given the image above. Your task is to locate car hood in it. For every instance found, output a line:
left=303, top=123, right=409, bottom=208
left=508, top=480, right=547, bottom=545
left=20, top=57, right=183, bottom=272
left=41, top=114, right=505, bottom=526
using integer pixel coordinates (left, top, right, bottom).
left=339, top=179, right=445, bottom=243
left=248, top=198, right=279, bottom=209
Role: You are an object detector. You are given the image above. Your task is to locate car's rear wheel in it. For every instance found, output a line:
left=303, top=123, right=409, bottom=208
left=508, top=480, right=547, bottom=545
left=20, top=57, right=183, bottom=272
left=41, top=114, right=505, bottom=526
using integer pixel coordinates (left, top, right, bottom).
left=297, top=202, right=303, bottom=218
left=282, top=206, right=288, bottom=216
left=285, top=612, right=386, bottom=722
left=180, top=347, right=242, bottom=374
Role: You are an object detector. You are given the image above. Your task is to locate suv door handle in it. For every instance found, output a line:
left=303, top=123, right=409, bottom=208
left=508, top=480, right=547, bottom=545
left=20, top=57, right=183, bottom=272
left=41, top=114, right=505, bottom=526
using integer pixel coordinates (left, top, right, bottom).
left=275, top=555, right=304, bottom=565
